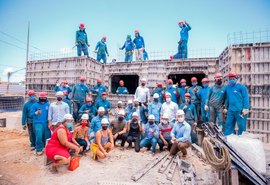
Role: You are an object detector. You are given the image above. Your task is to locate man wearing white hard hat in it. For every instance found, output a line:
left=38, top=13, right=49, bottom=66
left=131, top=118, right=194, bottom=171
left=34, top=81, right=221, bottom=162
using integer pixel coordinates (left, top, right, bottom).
left=170, top=110, right=191, bottom=158
left=133, top=98, right=148, bottom=124
left=140, top=114, right=159, bottom=155
left=134, top=78, right=150, bottom=104
left=125, top=99, right=136, bottom=121
left=148, top=93, right=162, bottom=124
left=158, top=113, right=174, bottom=151
left=126, top=112, right=142, bottom=152
left=48, top=91, right=70, bottom=129
left=160, top=92, right=178, bottom=122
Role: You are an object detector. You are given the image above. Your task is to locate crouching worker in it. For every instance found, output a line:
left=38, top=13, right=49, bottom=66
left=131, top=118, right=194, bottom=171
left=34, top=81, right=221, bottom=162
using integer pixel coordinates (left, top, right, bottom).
left=91, top=118, right=114, bottom=160
left=158, top=114, right=174, bottom=151
left=72, top=114, right=90, bottom=153
left=170, top=110, right=191, bottom=158
left=45, top=116, right=82, bottom=173
left=126, top=112, right=142, bottom=152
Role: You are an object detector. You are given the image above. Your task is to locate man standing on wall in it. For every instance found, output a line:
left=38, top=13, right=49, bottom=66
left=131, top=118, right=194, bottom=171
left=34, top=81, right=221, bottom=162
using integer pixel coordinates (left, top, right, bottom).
left=75, top=23, right=90, bottom=57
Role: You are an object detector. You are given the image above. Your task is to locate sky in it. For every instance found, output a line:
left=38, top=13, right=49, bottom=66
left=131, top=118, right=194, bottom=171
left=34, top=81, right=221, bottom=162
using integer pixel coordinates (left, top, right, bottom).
left=0, top=0, right=269, bottom=82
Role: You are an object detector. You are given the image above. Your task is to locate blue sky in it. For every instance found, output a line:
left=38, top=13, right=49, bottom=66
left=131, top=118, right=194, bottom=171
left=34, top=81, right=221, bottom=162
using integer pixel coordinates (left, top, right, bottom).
left=0, top=0, right=269, bottom=82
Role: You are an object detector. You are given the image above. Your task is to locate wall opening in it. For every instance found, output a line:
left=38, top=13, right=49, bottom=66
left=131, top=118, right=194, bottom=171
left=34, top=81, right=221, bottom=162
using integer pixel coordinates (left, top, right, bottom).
left=168, top=73, right=206, bottom=86
left=111, top=75, right=139, bottom=94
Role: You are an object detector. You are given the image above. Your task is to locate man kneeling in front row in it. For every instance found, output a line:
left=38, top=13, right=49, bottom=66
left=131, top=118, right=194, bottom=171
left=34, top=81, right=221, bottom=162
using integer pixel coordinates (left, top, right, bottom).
left=170, top=109, right=191, bottom=158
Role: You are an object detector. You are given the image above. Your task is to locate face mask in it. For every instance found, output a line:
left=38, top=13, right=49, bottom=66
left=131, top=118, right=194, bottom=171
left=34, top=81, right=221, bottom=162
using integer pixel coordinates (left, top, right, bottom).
left=66, top=122, right=73, bottom=130
left=128, top=105, right=133, bottom=109
left=102, top=97, right=106, bottom=101
left=57, top=97, right=62, bottom=101
left=118, top=117, right=124, bottom=121
left=185, top=98, right=190, bottom=103
left=192, top=82, right=197, bottom=86
left=178, top=117, right=185, bottom=123
left=149, top=121, right=154, bottom=125
left=216, top=79, right=222, bottom=85
left=39, top=98, right=46, bottom=102
left=87, top=103, right=92, bottom=106
left=166, top=98, right=171, bottom=103
left=141, top=83, right=145, bottom=86
left=117, top=105, right=122, bottom=108
left=181, top=83, right=186, bottom=87
left=202, top=84, right=209, bottom=88
left=80, top=82, right=84, bottom=86
left=102, top=125, right=108, bottom=130
left=132, top=118, right=138, bottom=122
left=99, top=113, right=104, bottom=117
left=154, top=98, right=158, bottom=103
left=81, top=121, right=87, bottom=127
left=29, top=96, right=36, bottom=101
left=97, top=83, right=101, bottom=86
left=162, top=120, right=168, bottom=125
left=229, top=79, right=237, bottom=86
left=168, top=84, right=173, bottom=88
left=135, top=104, right=139, bottom=107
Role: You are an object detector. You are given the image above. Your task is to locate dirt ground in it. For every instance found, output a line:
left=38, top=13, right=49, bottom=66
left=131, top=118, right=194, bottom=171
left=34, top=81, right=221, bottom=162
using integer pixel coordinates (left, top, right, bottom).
left=0, top=112, right=221, bottom=185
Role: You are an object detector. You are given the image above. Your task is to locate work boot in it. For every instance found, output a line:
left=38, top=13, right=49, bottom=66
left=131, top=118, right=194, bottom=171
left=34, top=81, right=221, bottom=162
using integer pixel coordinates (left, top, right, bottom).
left=30, top=146, right=35, bottom=151
left=36, top=151, right=43, bottom=156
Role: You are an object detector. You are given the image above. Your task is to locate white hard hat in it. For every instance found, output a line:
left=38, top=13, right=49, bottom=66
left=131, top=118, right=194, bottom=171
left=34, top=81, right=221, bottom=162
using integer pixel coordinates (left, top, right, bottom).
left=162, top=114, right=169, bottom=119
left=118, top=110, right=125, bottom=116
left=133, top=99, right=139, bottom=102
left=117, top=101, right=123, bottom=104
left=56, top=91, right=64, bottom=96
left=132, top=112, right=138, bottom=117
left=153, top=93, right=159, bottom=98
left=148, top=114, right=155, bottom=120
left=176, top=109, right=185, bottom=116
left=128, top=100, right=133, bottom=104
left=101, top=118, right=109, bottom=124
left=52, top=122, right=58, bottom=126
left=64, top=114, right=73, bottom=120
left=98, top=107, right=105, bottom=112
left=141, top=78, right=147, bottom=82
left=81, top=114, right=89, bottom=120
left=165, top=92, right=171, bottom=97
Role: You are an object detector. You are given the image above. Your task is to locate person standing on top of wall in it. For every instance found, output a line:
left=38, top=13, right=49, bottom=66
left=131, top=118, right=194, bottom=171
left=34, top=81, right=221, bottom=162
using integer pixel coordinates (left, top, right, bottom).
left=95, top=36, right=109, bottom=64
left=134, top=78, right=150, bottom=104
left=91, top=78, right=107, bottom=101
left=143, top=49, right=149, bottom=61
left=76, top=23, right=90, bottom=57
left=120, top=35, right=135, bottom=62
left=133, top=30, right=145, bottom=61
left=172, top=21, right=191, bottom=59
left=116, top=80, right=129, bottom=94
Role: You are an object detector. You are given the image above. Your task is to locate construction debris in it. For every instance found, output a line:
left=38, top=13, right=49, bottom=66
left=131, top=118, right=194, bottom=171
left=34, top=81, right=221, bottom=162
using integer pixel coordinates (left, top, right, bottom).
left=165, top=157, right=177, bottom=180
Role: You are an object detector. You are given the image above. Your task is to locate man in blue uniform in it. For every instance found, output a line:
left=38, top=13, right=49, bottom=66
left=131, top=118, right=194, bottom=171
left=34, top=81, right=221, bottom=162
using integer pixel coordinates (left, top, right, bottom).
left=95, top=36, right=109, bottom=63
left=120, top=35, right=134, bottom=62
left=116, top=80, right=129, bottom=94
left=75, top=23, right=89, bottom=57
left=133, top=30, right=145, bottom=61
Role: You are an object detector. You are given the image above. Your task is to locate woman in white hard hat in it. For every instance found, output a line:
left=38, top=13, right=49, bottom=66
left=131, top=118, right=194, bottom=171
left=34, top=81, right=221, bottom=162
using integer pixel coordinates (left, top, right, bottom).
left=126, top=112, right=142, bottom=152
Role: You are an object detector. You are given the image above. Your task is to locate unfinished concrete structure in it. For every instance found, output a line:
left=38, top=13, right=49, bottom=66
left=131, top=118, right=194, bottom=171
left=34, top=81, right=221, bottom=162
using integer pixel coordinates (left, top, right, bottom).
left=25, top=42, right=270, bottom=142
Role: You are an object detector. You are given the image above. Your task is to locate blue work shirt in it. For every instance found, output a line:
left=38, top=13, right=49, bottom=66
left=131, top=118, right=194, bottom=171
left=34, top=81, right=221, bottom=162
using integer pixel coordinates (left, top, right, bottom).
left=91, top=84, right=107, bottom=99
left=180, top=24, right=191, bottom=41
left=171, top=121, right=191, bottom=142
left=30, top=100, right=50, bottom=124
left=196, top=87, right=210, bottom=106
left=22, top=99, right=36, bottom=125
left=143, top=51, right=149, bottom=60
left=116, top=86, right=129, bottom=94
left=206, top=84, right=226, bottom=109
left=153, top=87, right=164, bottom=103
left=90, top=115, right=108, bottom=133
left=54, top=85, right=72, bottom=99
left=178, top=87, right=187, bottom=104
left=188, top=85, right=202, bottom=104
left=95, top=40, right=108, bottom=55
left=148, top=101, right=162, bottom=122
left=165, top=86, right=179, bottom=103
left=121, top=39, right=134, bottom=52
left=76, top=30, right=88, bottom=45
left=133, top=34, right=145, bottom=49
left=79, top=103, right=98, bottom=120
left=72, top=83, right=90, bottom=102
left=95, top=99, right=111, bottom=113
left=143, top=123, right=159, bottom=139
left=179, top=103, right=198, bottom=122
left=125, top=106, right=136, bottom=121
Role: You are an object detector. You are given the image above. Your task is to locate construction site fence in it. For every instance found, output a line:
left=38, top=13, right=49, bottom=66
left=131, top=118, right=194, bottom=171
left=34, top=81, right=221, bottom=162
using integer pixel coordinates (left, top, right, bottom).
left=0, top=96, right=24, bottom=112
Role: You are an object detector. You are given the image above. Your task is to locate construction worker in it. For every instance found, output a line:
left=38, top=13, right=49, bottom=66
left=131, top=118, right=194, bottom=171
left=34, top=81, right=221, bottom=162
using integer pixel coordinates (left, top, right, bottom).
left=196, top=78, right=210, bottom=123
left=71, top=76, right=90, bottom=121
left=187, top=77, right=202, bottom=121
left=22, top=90, right=37, bottom=151
left=160, top=92, right=179, bottom=122
left=62, top=91, right=72, bottom=113
left=119, top=35, right=134, bottom=62
left=178, top=79, right=188, bottom=105
left=143, top=49, right=149, bottom=61
left=140, top=114, right=159, bottom=155
left=126, top=112, right=142, bottom=152
left=158, top=114, right=174, bottom=151
left=148, top=93, right=162, bottom=124
left=224, top=72, right=249, bottom=135
left=30, top=92, right=51, bottom=155
left=134, top=99, right=148, bottom=124
left=152, top=83, right=164, bottom=103
left=95, top=36, right=109, bottom=64
left=78, top=97, right=98, bottom=122
left=89, top=107, right=108, bottom=142
left=116, top=80, right=129, bottom=94
left=165, top=79, right=179, bottom=103
left=95, top=92, right=111, bottom=115
left=91, top=78, right=107, bottom=101
left=133, top=30, right=145, bottom=61
left=111, top=101, right=125, bottom=119
left=179, top=93, right=197, bottom=143
left=54, top=80, right=72, bottom=99
left=125, top=100, right=136, bottom=121
left=172, top=21, right=191, bottom=59
left=170, top=109, right=191, bottom=158
left=75, top=23, right=90, bottom=57
left=205, top=73, right=226, bottom=129
left=72, top=115, right=90, bottom=152
left=134, top=78, right=150, bottom=104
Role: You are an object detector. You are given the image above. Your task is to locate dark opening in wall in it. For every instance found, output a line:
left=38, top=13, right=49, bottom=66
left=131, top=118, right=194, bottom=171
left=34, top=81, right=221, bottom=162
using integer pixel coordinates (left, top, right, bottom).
left=168, top=73, right=206, bottom=86
left=111, top=75, right=139, bottom=94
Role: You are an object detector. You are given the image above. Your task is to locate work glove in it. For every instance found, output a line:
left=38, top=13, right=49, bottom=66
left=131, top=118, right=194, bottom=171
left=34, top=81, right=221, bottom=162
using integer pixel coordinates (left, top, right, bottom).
left=223, top=109, right=228, bottom=114
left=204, top=105, right=209, bottom=111
left=242, top=109, right=249, bottom=115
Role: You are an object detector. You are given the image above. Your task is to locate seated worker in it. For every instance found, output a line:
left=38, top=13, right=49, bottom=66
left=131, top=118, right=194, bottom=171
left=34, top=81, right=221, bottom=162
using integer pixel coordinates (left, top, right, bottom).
left=91, top=118, right=114, bottom=160
left=170, top=110, right=191, bottom=158
left=125, top=100, right=136, bottom=121
left=79, top=97, right=97, bottom=122
left=110, top=110, right=127, bottom=148
left=95, top=92, right=111, bottom=115
left=126, top=112, right=142, bottom=152
left=158, top=114, right=174, bottom=151
left=45, top=115, right=82, bottom=173
left=140, top=114, right=159, bottom=155
left=72, top=114, right=90, bottom=152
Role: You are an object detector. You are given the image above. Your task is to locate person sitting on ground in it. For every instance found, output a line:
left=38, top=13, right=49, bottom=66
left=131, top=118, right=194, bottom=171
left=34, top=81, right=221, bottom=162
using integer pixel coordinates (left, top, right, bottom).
left=170, top=110, right=191, bottom=158
left=158, top=114, right=174, bottom=151
left=140, top=114, right=159, bottom=155
left=91, top=118, right=114, bottom=160
left=126, top=112, right=142, bottom=152
left=110, top=110, right=127, bottom=148
left=79, top=97, right=97, bottom=122
left=72, top=114, right=90, bottom=152
left=45, top=114, right=82, bottom=173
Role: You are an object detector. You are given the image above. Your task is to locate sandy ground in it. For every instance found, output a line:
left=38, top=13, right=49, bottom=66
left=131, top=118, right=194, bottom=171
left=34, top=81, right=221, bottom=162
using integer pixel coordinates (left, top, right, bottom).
left=0, top=112, right=221, bottom=185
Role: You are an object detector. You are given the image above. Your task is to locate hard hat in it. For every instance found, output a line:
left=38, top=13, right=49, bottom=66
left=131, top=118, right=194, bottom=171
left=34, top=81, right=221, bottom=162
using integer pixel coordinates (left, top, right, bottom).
left=118, top=110, right=125, bottom=116
left=153, top=93, right=159, bottom=98
left=97, top=78, right=102, bottom=83
left=228, top=71, right=238, bottom=77
left=86, top=97, right=92, bottom=102
left=64, top=114, right=73, bottom=120
left=132, top=112, right=138, bottom=117
left=191, top=77, right=197, bottom=82
left=28, top=90, right=36, bottom=95
left=133, top=98, right=139, bottom=102
left=180, top=79, right=186, bottom=83
left=79, top=23, right=85, bottom=28
left=101, top=118, right=109, bottom=124
left=178, top=21, right=184, bottom=25
left=176, top=109, right=185, bottom=116
left=170, top=55, right=173, bottom=60
left=128, top=100, right=133, bottom=104
left=165, top=92, right=171, bottom=97
left=81, top=114, right=89, bottom=120
left=39, top=92, right=48, bottom=98
left=141, top=78, right=147, bottom=82
left=52, top=122, right=59, bottom=126
left=80, top=76, right=86, bottom=81
left=157, top=83, right=162, bottom=87
left=148, top=114, right=155, bottom=120
left=55, top=91, right=64, bottom=96
left=184, top=93, right=191, bottom=98
left=162, top=114, right=169, bottom=119
left=167, top=79, right=173, bottom=84
left=119, top=80, right=124, bottom=84
left=102, top=36, right=107, bottom=40
left=98, top=107, right=105, bottom=112
left=201, top=78, right=209, bottom=83
left=117, top=101, right=123, bottom=104
left=63, top=80, right=68, bottom=84
left=134, top=29, right=139, bottom=33
left=214, top=73, right=223, bottom=78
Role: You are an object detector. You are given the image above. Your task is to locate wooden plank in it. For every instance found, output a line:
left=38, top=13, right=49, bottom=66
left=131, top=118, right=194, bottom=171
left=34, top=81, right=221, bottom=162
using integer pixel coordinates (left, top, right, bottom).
left=158, top=155, right=174, bottom=174
left=166, top=157, right=178, bottom=181
left=231, top=168, right=239, bottom=185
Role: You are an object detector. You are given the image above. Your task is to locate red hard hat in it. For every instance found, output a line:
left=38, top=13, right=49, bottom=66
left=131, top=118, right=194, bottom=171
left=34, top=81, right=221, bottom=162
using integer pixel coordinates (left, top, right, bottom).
left=184, top=93, right=191, bottom=98
left=202, top=78, right=209, bottom=83
left=180, top=79, right=186, bottom=83
left=191, top=77, right=197, bottom=82
left=102, top=36, right=106, bottom=40
left=86, top=97, right=92, bottom=102
left=39, top=92, right=48, bottom=98
left=79, top=23, right=85, bottom=28
left=63, top=80, right=68, bottom=84
left=97, top=78, right=102, bottom=83
left=157, top=83, right=163, bottom=87
left=178, top=21, right=184, bottom=25
left=167, top=79, right=173, bottom=84
left=214, top=73, right=223, bottom=78
left=80, top=76, right=86, bottom=81
left=28, top=90, right=36, bottom=95
left=119, top=80, right=124, bottom=83
left=134, top=29, right=139, bottom=34
left=170, top=55, right=173, bottom=60
left=228, top=71, right=238, bottom=77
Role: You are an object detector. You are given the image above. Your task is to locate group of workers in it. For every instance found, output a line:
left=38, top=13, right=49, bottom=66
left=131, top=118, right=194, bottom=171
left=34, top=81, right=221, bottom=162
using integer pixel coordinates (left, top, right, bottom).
left=75, top=20, right=190, bottom=63
left=22, top=70, right=249, bottom=173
